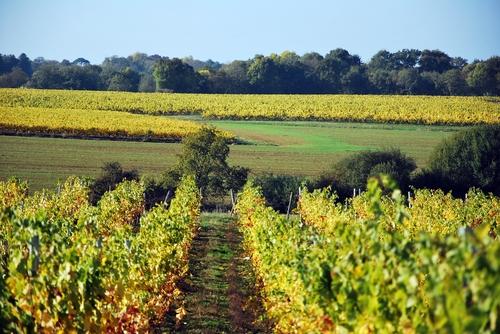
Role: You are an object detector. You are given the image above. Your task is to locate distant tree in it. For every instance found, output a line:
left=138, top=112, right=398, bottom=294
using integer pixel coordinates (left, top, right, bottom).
left=182, top=56, right=222, bottom=71
left=0, top=54, right=19, bottom=75
left=418, top=49, right=452, bottom=73
left=441, top=69, right=469, bottom=95
left=325, top=48, right=362, bottom=68
left=420, top=71, right=445, bottom=95
left=28, top=64, right=64, bottom=88
left=318, top=48, right=363, bottom=93
left=247, top=56, right=282, bottom=93
left=247, top=54, right=308, bottom=94
left=393, top=49, right=421, bottom=69
left=28, top=63, right=102, bottom=90
left=316, top=57, right=343, bottom=93
left=368, top=50, right=398, bottom=71
left=72, top=58, right=90, bottom=66
left=107, top=67, right=140, bottom=91
left=220, top=60, right=251, bottom=93
left=278, top=50, right=301, bottom=65
left=163, top=127, right=249, bottom=199
left=138, top=73, right=156, bottom=92
left=31, top=57, right=51, bottom=72
left=341, top=65, right=370, bottom=93
left=204, top=70, right=232, bottom=93
left=465, top=57, right=500, bottom=95
left=101, top=56, right=131, bottom=73
left=62, top=64, right=102, bottom=90
left=367, top=69, right=397, bottom=94
left=127, top=52, right=158, bottom=73
left=0, top=67, right=29, bottom=87
left=18, top=53, right=32, bottom=76
left=451, top=57, right=468, bottom=70
left=300, top=52, right=324, bottom=71
left=153, top=58, right=201, bottom=92
left=396, top=68, right=424, bottom=94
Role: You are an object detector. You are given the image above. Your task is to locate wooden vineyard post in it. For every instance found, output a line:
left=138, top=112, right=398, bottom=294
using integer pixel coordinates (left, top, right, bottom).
left=163, top=190, right=171, bottom=209
left=298, top=187, right=302, bottom=223
left=286, top=192, right=293, bottom=220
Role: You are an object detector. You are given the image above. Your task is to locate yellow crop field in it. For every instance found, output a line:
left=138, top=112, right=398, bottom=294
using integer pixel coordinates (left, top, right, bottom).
left=1, top=88, right=499, bottom=125
left=0, top=106, right=207, bottom=141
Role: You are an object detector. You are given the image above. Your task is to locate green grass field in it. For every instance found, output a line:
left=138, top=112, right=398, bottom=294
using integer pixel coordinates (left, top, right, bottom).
left=0, top=120, right=462, bottom=191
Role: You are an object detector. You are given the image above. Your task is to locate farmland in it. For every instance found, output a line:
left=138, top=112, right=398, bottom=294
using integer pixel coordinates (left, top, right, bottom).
left=3, top=0, right=500, bottom=331
left=0, top=120, right=459, bottom=191
left=1, top=88, right=499, bottom=125
left=0, top=88, right=498, bottom=333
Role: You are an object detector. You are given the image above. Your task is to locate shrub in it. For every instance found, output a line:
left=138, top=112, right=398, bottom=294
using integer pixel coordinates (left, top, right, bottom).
left=317, top=149, right=416, bottom=199
left=89, top=162, right=139, bottom=204
left=416, top=125, right=500, bottom=196
left=141, top=175, right=172, bottom=210
left=253, top=174, right=306, bottom=213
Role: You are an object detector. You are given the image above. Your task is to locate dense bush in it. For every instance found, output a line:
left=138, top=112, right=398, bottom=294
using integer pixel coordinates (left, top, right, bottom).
left=89, top=162, right=139, bottom=204
left=141, top=175, right=169, bottom=210
left=415, top=125, right=500, bottom=196
left=253, top=174, right=306, bottom=213
left=317, top=149, right=416, bottom=199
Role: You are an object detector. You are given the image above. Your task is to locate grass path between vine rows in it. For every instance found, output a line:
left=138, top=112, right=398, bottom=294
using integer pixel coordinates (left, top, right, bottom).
left=166, top=212, right=271, bottom=333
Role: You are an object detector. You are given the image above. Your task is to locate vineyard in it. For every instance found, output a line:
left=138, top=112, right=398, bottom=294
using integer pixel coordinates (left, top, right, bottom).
left=3, top=0, right=500, bottom=332
left=1, top=88, right=499, bottom=332
left=1, top=145, right=499, bottom=333
left=1, top=88, right=500, bottom=125
left=0, top=175, right=200, bottom=332
left=236, top=177, right=499, bottom=333
left=0, top=106, right=212, bottom=142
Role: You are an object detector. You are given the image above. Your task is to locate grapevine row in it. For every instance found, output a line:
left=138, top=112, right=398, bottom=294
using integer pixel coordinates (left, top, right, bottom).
left=236, top=178, right=499, bottom=333
left=0, top=175, right=200, bottom=332
left=0, top=106, right=212, bottom=142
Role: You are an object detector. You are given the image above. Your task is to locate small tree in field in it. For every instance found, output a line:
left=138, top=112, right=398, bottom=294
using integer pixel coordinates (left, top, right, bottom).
left=163, top=127, right=248, bottom=200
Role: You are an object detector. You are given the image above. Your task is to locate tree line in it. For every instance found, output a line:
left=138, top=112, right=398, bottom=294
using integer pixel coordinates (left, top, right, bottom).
left=1, top=49, right=499, bottom=95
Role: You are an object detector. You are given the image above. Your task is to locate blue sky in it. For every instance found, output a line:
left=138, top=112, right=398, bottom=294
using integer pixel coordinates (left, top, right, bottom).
left=1, top=0, right=499, bottom=64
